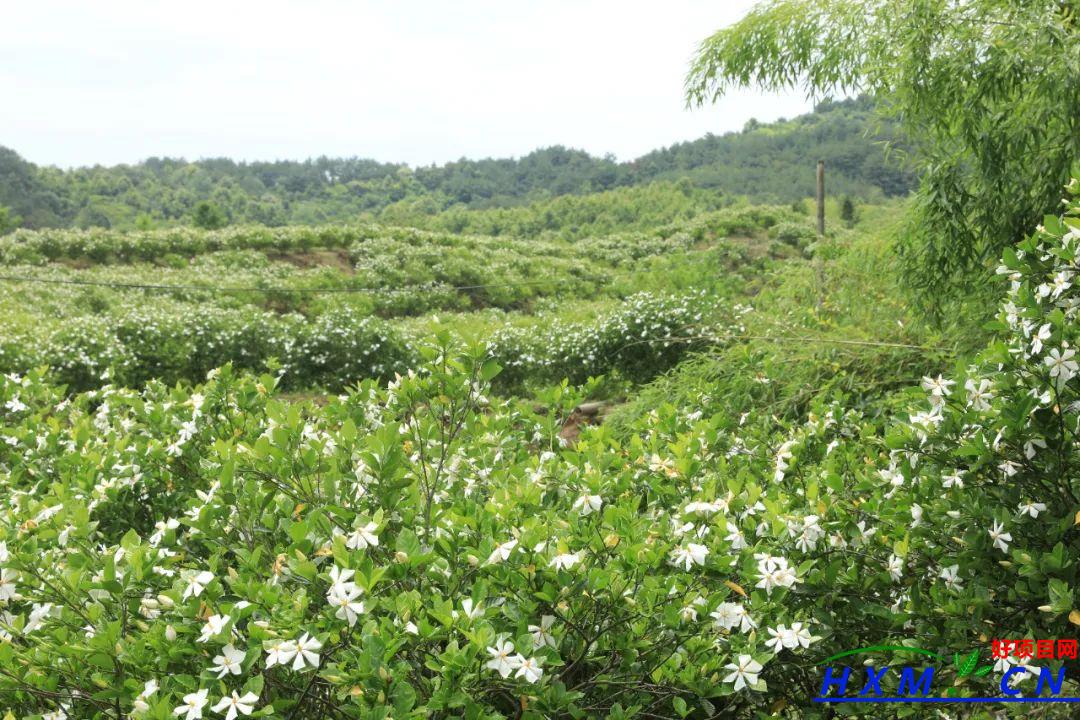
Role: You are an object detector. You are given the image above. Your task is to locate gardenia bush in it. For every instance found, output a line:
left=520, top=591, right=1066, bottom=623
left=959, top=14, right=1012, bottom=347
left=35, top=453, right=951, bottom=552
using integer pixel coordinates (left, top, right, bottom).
left=1, top=290, right=723, bottom=395
left=0, top=179, right=1075, bottom=718
left=486, top=290, right=739, bottom=389
left=0, top=305, right=414, bottom=393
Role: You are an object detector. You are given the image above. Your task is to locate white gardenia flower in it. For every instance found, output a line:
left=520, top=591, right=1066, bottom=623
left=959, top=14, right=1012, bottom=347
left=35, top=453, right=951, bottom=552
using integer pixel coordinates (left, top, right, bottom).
left=723, top=654, right=763, bottom=691
left=754, top=555, right=798, bottom=595
left=25, top=603, right=54, bottom=633
left=965, top=378, right=994, bottom=410
left=1045, top=347, right=1078, bottom=385
left=790, top=515, right=824, bottom=552
left=670, top=543, right=709, bottom=570
left=133, top=679, right=158, bottom=714
left=264, top=638, right=298, bottom=668
left=485, top=538, right=518, bottom=566
left=921, top=374, right=955, bottom=403
left=876, top=468, right=902, bottom=490
left=910, top=504, right=923, bottom=528
left=852, top=521, right=876, bottom=546
left=529, top=615, right=557, bottom=648
left=4, top=396, right=27, bottom=413
left=788, top=621, right=814, bottom=648
left=1023, top=438, right=1047, bottom=459
left=345, top=521, right=380, bottom=550
left=887, top=554, right=903, bottom=582
left=684, top=500, right=722, bottom=517
left=327, top=565, right=357, bottom=596
left=942, top=472, right=965, bottom=489
left=1018, top=501, right=1047, bottom=519
left=940, top=564, right=963, bottom=592
left=725, top=522, right=747, bottom=549
left=210, top=644, right=246, bottom=678
left=988, top=520, right=1012, bottom=553
left=549, top=552, right=580, bottom=571
left=211, top=691, right=259, bottom=720
left=765, top=622, right=813, bottom=652
left=711, top=602, right=756, bottom=633
left=572, top=494, right=603, bottom=516
left=181, top=570, right=214, bottom=600
left=485, top=639, right=521, bottom=678
left=173, top=689, right=209, bottom=720
left=290, top=633, right=323, bottom=670
left=514, top=655, right=544, bottom=683
left=680, top=598, right=704, bottom=623
left=0, top=568, right=18, bottom=601
left=455, top=598, right=484, bottom=622
left=1031, top=323, right=1052, bottom=355
left=1051, top=270, right=1073, bottom=298
left=329, top=584, right=365, bottom=627
left=198, top=614, right=230, bottom=643
left=765, top=625, right=790, bottom=653
left=42, top=710, right=66, bottom=720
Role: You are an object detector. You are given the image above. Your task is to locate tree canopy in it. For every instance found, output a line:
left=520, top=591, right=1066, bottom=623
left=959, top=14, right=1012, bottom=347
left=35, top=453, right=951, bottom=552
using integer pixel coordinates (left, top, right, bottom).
left=0, top=99, right=912, bottom=231
left=687, top=0, right=1080, bottom=303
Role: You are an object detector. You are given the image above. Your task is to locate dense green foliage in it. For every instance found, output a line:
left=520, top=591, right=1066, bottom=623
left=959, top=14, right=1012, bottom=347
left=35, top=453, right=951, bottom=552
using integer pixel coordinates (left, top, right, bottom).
left=0, top=180, right=1076, bottom=719
left=0, top=98, right=911, bottom=232
left=5, top=2, right=1079, bottom=713
left=687, top=0, right=1080, bottom=304
left=0, top=206, right=17, bottom=236
left=0, top=205, right=804, bottom=394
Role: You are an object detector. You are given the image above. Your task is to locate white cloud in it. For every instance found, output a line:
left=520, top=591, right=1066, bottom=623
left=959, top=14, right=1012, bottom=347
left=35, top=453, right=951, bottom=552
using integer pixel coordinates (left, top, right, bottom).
left=0, top=0, right=810, bottom=167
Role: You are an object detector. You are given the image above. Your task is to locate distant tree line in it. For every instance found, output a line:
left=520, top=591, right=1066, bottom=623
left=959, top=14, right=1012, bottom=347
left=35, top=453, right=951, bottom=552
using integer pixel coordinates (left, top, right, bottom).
left=0, top=97, right=913, bottom=233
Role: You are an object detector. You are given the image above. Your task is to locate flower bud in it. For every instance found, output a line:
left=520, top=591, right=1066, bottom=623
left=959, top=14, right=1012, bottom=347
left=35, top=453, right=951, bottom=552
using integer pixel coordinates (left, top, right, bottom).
left=165, top=625, right=177, bottom=641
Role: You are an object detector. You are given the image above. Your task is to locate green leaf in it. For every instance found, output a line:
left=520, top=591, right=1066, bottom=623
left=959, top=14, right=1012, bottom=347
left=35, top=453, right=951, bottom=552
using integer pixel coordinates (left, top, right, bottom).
left=479, top=361, right=502, bottom=382
left=955, top=650, right=979, bottom=676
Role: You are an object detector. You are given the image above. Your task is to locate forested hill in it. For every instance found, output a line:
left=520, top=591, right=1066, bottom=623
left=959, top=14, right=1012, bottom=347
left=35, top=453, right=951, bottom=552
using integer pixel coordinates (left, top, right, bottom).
left=0, top=97, right=913, bottom=231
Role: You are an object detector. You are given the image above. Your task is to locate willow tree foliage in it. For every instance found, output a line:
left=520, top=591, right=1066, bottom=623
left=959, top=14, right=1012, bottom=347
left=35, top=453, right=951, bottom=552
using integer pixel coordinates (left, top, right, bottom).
left=687, top=0, right=1080, bottom=304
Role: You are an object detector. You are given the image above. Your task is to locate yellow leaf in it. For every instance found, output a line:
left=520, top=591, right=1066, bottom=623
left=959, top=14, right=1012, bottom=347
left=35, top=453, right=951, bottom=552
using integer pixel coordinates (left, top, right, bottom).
left=1074, top=510, right=1080, bottom=525
left=725, top=580, right=748, bottom=597
left=1069, top=610, right=1080, bottom=627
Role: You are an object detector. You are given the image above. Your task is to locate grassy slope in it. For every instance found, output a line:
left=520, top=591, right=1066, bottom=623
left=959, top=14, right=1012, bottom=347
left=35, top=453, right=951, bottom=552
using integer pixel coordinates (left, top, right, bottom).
left=608, top=202, right=991, bottom=433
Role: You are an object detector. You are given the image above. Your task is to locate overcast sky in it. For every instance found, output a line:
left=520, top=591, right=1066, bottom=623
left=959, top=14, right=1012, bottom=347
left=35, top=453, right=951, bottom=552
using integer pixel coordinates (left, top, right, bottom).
left=0, top=1, right=810, bottom=169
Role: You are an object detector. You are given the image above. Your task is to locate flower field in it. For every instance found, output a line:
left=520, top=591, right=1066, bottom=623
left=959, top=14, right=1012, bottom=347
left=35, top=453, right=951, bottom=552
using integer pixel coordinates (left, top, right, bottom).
left=3, top=0, right=1078, bottom=715
left=0, top=178, right=1076, bottom=718
left=0, top=206, right=797, bottom=393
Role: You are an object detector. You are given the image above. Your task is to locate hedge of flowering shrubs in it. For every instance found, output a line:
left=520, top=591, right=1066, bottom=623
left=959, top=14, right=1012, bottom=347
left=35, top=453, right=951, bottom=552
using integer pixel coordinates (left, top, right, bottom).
left=0, top=208, right=770, bottom=268
left=0, top=306, right=413, bottom=393
left=485, top=291, right=743, bottom=390
left=0, top=290, right=725, bottom=394
left=0, top=225, right=368, bottom=265
left=0, top=184, right=1075, bottom=719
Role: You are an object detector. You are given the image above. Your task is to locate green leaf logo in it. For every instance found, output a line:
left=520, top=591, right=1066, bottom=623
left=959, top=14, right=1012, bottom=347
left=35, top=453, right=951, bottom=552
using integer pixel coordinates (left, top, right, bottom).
left=954, top=650, right=980, bottom=677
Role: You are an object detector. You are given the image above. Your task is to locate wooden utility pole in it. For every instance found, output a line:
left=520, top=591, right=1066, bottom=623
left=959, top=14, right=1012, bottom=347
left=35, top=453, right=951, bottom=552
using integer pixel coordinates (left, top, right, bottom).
left=815, top=159, right=825, bottom=312
left=816, top=159, right=825, bottom=236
